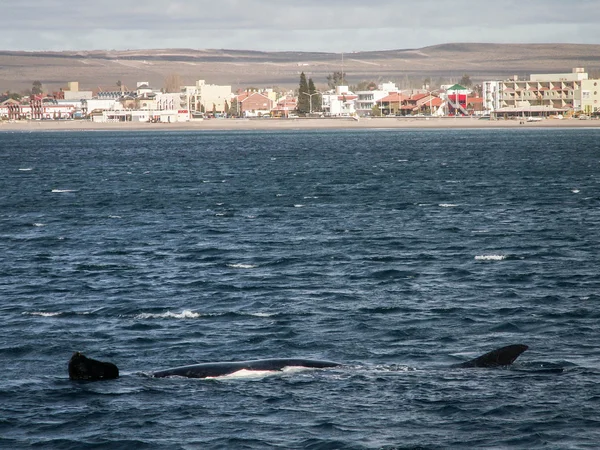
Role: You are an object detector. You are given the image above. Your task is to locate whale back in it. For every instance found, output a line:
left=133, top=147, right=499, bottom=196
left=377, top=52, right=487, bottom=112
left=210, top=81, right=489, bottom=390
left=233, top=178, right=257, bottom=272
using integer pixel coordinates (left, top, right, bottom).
left=151, top=358, right=340, bottom=379
left=451, top=344, right=529, bottom=368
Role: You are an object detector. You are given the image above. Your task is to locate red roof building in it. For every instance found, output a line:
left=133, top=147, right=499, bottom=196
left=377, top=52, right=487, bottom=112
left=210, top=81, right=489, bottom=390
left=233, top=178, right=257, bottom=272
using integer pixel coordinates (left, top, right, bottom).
left=235, top=92, right=274, bottom=117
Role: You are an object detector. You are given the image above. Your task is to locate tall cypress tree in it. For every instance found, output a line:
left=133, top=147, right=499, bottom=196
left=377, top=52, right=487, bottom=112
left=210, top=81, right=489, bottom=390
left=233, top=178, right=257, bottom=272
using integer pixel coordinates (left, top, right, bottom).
left=297, top=72, right=310, bottom=115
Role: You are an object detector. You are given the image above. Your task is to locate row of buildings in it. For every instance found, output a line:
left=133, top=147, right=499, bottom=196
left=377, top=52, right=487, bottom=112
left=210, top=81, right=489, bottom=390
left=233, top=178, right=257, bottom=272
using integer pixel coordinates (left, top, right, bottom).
left=2, top=68, right=599, bottom=122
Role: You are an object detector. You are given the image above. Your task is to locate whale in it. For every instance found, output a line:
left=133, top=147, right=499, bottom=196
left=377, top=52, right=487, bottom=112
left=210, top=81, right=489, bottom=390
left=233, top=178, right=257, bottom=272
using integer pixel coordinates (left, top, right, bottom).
left=450, top=344, right=529, bottom=368
left=151, top=358, right=341, bottom=379
left=68, top=344, right=529, bottom=381
left=68, top=352, right=119, bottom=381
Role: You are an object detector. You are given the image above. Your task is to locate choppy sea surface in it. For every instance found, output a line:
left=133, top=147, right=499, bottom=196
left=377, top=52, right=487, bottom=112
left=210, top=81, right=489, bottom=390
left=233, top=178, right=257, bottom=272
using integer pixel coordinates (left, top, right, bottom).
left=1, top=128, right=600, bottom=449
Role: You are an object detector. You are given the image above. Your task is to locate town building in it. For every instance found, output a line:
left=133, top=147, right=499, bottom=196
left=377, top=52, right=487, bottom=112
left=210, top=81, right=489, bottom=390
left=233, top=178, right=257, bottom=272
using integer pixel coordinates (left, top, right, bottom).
left=482, top=81, right=501, bottom=114
left=444, top=84, right=471, bottom=115
left=579, top=78, right=600, bottom=116
left=271, top=94, right=298, bottom=118
left=61, top=81, right=93, bottom=101
left=182, top=80, right=232, bottom=115
left=321, top=86, right=357, bottom=116
left=1, top=96, right=79, bottom=120
left=484, top=68, right=600, bottom=117
left=234, top=92, right=274, bottom=117
left=355, top=82, right=399, bottom=117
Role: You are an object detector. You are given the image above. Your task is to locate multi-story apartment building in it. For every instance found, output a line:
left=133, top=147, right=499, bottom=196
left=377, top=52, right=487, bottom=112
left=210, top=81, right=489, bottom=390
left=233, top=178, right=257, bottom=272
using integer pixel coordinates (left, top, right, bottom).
left=355, top=82, right=398, bottom=117
left=485, top=68, right=600, bottom=116
left=482, top=80, right=501, bottom=114
left=182, top=80, right=232, bottom=114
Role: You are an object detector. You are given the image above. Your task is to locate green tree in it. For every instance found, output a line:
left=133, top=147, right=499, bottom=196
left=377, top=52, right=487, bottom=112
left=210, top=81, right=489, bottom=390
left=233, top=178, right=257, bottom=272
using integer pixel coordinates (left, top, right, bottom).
left=371, top=104, right=382, bottom=117
left=229, top=98, right=240, bottom=117
left=352, top=80, right=378, bottom=92
left=326, top=71, right=346, bottom=90
left=297, top=72, right=310, bottom=115
left=307, top=78, right=322, bottom=113
left=32, top=80, right=43, bottom=95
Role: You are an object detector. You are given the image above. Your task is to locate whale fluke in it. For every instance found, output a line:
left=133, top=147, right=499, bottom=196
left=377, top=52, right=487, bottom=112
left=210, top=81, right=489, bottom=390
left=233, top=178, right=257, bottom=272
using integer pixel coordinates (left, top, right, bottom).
left=68, top=352, right=119, bottom=380
left=451, top=344, right=529, bottom=368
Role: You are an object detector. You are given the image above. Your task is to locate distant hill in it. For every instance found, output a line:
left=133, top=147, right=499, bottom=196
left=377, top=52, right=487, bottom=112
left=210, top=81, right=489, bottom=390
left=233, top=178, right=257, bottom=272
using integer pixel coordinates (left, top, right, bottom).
left=1, top=43, right=599, bottom=93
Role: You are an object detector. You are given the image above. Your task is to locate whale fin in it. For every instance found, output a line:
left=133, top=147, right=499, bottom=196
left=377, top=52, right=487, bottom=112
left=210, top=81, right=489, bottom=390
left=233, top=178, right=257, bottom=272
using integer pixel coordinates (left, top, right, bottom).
left=68, top=352, right=119, bottom=380
left=451, top=344, right=529, bottom=368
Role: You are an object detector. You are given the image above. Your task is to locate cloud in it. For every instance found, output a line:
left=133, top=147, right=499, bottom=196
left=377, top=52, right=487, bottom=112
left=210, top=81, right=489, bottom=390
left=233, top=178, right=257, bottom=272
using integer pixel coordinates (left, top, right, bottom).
left=1, top=0, right=599, bottom=51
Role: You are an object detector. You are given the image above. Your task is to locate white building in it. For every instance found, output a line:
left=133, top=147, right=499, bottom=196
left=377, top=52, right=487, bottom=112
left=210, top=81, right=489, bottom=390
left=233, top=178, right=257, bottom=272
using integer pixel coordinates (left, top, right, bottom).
left=321, top=86, right=357, bottom=116
left=355, top=82, right=398, bottom=117
left=482, top=81, right=501, bottom=114
left=182, top=80, right=232, bottom=115
left=579, top=78, right=600, bottom=115
left=83, top=98, right=122, bottom=114
left=62, top=81, right=93, bottom=101
left=92, top=109, right=189, bottom=123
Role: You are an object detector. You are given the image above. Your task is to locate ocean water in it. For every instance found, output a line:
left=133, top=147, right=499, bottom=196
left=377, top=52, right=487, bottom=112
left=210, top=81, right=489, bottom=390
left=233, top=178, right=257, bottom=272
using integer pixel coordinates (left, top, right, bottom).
left=1, top=128, right=599, bottom=449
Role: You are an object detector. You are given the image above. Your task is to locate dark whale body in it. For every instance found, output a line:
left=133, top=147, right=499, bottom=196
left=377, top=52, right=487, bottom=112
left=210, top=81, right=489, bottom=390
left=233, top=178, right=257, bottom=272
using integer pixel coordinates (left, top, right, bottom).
left=68, top=352, right=119, bottom=380
left=67, top=344, right=529, bottom=381
left=151, top=358, right=340, bottom=379
left=451, top=344, right=529, bottom=368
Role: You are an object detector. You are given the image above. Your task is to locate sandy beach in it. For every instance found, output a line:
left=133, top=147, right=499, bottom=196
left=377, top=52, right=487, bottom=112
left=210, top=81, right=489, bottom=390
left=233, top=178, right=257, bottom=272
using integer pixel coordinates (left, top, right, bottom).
left=1, top=116, right=599, bottom=132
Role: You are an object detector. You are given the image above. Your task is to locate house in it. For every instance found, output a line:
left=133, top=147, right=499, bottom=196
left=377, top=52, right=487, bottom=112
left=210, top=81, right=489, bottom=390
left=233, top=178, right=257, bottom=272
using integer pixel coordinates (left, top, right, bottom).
left=235, top=92, right=274, bottom=117
left=321, top=86, right=357, bottom=116
left=271, top=95, right=298, bottom=118
left=413, top=94, right=443, bottom=115
left=0, top=98, right=21, bottom=119
left=377, top=92, right=405, bottom=115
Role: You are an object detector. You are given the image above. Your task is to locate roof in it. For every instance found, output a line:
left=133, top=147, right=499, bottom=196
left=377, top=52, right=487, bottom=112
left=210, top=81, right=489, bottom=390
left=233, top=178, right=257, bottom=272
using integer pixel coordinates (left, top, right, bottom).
left=418, top=96, right=443, bottom=107
left=447, top=84, right=468, bottom=91
left=466, top=97, right=483, bottom=104
left=239, top=92, right=270, bottom=103
left=410, top=93, right=429, bottom=101
left=1, top=98, right=21, bottom=105
left=378, top=92, right=405, bottom=103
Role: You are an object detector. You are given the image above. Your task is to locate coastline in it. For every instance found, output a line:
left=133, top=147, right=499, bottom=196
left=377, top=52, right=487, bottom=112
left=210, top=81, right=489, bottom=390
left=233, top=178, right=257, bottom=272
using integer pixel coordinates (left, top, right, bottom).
left=1, top=116, right=599, bottom=132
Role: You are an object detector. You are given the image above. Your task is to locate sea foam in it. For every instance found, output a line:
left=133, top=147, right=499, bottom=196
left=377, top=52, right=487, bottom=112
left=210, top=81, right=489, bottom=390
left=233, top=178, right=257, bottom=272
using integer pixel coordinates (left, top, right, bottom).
left=135, top=310, right=201, bottom=320
left=475, top=255, right=506, bottom=261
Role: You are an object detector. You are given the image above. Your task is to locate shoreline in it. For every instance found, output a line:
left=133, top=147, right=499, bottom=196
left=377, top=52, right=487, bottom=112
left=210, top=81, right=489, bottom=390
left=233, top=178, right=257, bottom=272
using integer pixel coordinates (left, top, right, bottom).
left=1, top=116, right=599, bottom=132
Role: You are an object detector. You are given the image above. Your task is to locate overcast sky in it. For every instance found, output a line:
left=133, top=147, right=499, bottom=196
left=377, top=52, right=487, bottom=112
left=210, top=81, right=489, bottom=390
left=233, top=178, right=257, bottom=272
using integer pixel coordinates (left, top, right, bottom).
left=2, top=0, right=599, bottom=52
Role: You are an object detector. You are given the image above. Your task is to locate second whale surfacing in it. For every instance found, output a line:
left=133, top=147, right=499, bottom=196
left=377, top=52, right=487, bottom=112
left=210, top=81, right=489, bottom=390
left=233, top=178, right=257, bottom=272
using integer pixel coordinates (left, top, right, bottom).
left=68, top=344, right=530, bottom=381
left=450, top=344, right=529, bottom=368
